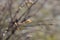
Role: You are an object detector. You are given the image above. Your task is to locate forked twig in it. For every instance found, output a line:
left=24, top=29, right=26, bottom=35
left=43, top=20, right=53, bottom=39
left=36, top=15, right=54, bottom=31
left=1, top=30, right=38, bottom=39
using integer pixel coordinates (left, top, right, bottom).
left=5, top=0, right=47, bottom=40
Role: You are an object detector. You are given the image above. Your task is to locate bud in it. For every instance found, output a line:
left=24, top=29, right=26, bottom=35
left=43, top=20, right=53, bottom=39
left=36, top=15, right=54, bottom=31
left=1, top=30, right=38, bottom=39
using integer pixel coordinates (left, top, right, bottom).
left=25, top=0, right=33, bottom=7
left=25, top=19, right=32, bottom=23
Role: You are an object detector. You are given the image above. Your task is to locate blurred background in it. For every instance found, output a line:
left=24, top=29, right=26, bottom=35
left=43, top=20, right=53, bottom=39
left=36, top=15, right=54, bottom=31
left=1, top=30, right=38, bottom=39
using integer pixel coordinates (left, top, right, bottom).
left=0, top=0, right=60, bottom=40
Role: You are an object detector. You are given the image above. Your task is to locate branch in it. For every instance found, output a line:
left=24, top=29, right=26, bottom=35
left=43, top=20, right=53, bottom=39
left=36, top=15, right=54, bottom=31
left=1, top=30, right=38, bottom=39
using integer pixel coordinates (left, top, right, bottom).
left=13, top=0, right=25, bottom=20
left=18, top=0, right=38, bottom=22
